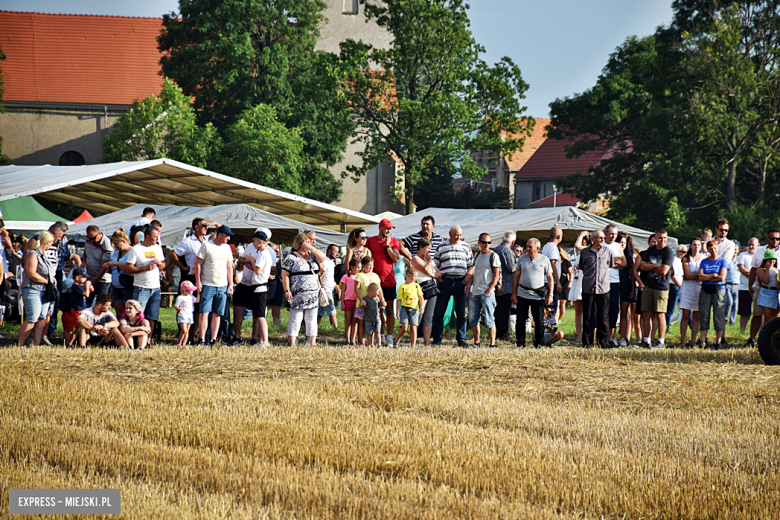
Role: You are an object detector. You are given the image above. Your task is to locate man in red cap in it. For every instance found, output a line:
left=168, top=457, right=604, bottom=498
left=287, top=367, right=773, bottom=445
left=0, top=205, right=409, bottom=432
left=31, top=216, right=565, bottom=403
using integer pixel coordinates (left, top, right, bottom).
left=366, top=219, right=401, bottom=345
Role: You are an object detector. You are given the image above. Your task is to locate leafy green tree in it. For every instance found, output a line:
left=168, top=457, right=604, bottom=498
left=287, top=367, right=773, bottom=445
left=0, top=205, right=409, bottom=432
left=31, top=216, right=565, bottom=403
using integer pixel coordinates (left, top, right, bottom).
left=0, top=45, right=11, bottom=166
left=339, top=0, right=531, bottom=213
left=103, top=79, right=221, bottom=168
left=158, top=0, right=351, bottom=203
left=221, top=104, right=306, bottom=194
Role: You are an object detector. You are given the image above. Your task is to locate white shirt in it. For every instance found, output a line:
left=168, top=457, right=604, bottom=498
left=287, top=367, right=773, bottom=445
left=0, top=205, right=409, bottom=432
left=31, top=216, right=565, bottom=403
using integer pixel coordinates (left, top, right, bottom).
left=240, top=243, right=272, bottom=289
left=173, top=234, right=206, bottom=274
left=717, top=238, right=736, bottom=262
left=606, top=241, right=622, bottom=283
left=320, top=257, right=336, bottom=293
left=126, top=243, right=164, bottom=289
left=672, top=256, right=683, bottom=287
left=738, top=251, right=754, bottom=291
left=541, top=242, right=561, bottom=279
left=196, top=240, right=233, bottom=287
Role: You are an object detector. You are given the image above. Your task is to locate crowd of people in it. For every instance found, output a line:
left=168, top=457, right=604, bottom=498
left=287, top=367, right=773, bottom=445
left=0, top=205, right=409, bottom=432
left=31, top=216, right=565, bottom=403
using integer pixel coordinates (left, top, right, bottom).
left=1, top=206, right=776, bottom=350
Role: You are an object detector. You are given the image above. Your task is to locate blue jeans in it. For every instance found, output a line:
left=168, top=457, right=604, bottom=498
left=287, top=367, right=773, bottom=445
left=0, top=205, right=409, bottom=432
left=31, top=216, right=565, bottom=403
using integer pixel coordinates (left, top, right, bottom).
left=432, top=277, right=468, bottom=344
left=665, top=284, right=680, bottom=332
left=88, top=280, right=112, bottom=305
left=725, top=284, right=739, bottom=323
left=468, top=293, right=497, bottom=328
left=22, top=287, right=51, bottom=322
left=133, top=287, right=162, bottom=321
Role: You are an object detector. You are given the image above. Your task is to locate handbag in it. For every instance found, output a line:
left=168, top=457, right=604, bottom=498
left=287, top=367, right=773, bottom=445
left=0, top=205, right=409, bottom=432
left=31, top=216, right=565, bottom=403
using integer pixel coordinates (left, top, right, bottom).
left=520, top=281, right=548, bottom=299
left=702, top=283, right=719, bottom=294
left=45, top=281, right=59, bottom=302
left=419, top=279, right=440, bottom=299
left=119, top=273, right=134, bottom=289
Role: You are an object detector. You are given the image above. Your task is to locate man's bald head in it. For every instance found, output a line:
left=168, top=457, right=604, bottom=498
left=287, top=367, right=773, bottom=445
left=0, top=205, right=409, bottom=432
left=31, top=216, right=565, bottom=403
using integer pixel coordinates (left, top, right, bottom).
left=449, top=226, right=463, bottom=244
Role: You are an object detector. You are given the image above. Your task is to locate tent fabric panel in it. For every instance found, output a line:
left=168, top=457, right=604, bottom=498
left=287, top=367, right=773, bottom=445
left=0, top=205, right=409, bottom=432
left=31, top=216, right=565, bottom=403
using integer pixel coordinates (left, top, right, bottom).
left=0, top=196, right=66, bottom=223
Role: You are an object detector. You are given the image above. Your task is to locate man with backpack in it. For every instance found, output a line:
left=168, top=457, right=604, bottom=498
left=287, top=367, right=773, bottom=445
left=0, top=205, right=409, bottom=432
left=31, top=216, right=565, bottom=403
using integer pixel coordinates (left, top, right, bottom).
left=465, top=233, right=502, bottom=347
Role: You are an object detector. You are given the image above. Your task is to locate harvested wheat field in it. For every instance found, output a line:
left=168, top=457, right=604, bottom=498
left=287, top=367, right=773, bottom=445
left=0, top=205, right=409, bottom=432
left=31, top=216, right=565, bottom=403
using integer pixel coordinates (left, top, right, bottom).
left=1, top=344, right=778, bottom=519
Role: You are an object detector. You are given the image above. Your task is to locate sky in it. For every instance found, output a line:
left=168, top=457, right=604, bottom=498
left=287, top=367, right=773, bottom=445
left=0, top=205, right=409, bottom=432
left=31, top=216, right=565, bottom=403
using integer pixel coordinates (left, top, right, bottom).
left=0, top=0, right=673, bottom=118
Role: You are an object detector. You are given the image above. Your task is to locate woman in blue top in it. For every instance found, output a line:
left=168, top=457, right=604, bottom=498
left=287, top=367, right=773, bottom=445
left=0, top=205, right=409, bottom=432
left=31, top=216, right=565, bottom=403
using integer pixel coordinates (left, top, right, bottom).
left=697, top=239, right=729, bottom=348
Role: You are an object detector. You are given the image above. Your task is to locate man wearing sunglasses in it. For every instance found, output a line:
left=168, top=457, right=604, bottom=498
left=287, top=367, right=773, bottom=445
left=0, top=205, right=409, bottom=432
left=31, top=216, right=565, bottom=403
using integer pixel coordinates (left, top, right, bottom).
left=83, top=225, right=114, bottom=304
left=465, top=233, right=502, bottom=347
left=747, top=229, right=780, bottom=347
left=714, top=218, right=736, bottom=262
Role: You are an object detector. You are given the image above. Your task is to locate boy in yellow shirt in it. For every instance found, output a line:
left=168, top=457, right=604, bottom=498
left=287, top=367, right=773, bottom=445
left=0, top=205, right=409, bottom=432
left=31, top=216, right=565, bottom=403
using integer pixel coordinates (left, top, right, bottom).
left=354, top=257, right=385, bottom=346
left=394, top=267, right=424, bottom=348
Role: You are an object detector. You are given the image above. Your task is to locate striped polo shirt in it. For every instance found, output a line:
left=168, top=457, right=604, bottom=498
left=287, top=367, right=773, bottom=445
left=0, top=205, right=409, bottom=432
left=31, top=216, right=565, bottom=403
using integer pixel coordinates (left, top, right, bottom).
left=403, top=231, right=445, bottom=259
left=434, top=240, right=473, bottom=278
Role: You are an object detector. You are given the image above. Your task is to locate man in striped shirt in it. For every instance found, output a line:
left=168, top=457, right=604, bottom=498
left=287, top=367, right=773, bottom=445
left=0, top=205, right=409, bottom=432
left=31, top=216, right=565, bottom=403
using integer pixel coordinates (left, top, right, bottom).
left=400, top=215, right=445, bottom=262
left=432, top=225, right=473, bottom=347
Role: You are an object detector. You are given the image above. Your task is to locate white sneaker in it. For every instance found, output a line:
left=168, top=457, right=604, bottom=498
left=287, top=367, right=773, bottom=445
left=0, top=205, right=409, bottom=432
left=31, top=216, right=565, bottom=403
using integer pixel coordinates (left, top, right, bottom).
left=386, top=334, right=393, bottom=346
left=619, top=338, right=627, bottom=347
left=380, top=334, right=387, bottom=346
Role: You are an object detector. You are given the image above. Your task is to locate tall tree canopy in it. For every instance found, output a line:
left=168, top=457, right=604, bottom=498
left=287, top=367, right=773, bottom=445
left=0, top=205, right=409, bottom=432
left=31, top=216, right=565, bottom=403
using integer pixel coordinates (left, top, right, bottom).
left=339, top=0, right=531, bottom=213
left=103, top=78, right=221, bottom=168
left=549, top=0, right=780, bottom=241
left=157, top=0, right=352, bottom=203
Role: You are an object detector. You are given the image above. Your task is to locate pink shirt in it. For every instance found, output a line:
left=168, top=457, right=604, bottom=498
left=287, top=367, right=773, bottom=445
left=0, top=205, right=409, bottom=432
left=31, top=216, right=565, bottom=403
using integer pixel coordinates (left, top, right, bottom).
left=340, top=274, right=357, bottom=301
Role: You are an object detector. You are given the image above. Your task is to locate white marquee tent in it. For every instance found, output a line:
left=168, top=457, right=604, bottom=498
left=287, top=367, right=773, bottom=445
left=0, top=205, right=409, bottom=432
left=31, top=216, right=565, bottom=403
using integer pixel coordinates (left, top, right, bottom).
left=365, top=207, right=677, bottom=249
left=68, top=204, right=348, bottom=248
left=0, top=159, right=379, bottom=231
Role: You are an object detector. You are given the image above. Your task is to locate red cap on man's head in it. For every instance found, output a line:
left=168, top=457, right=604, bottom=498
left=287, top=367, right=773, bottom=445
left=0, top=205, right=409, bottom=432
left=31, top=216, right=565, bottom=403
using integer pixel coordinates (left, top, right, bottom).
left=378, top=218, right=395, bottom=229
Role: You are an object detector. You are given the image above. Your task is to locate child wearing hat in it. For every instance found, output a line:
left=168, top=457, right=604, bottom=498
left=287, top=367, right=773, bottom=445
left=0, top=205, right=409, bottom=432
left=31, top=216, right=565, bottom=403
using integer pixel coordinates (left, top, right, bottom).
left=61, top=267, right=93, bottom=347
left=175, top=280, right=199, bottom=347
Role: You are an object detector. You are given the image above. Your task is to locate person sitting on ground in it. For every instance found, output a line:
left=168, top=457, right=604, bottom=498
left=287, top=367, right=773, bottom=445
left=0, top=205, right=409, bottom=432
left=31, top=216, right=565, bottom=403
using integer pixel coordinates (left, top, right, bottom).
left=77, top=293, right=127, bottom=348
left=118, top=299, right=152, bottom=349
left=394, top=267, right=424, bottom=348
left=360, top=283, right=383, bottom=347
left=543, top=304, right=564, bottom=346
left=61, top=267, right=93, bottom=347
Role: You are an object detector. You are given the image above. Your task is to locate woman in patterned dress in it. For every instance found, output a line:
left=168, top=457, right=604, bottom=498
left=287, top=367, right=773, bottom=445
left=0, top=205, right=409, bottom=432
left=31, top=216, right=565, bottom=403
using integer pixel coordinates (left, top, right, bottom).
left=281, top=233, right=327, bottom=346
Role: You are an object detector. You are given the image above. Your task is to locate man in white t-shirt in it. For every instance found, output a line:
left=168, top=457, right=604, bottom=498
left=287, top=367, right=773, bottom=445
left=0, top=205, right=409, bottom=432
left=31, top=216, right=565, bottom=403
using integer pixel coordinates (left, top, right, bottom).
left=124, top=220, right=166, bottom=336
left=233, top=230, right=272, bottom=346
left=541, top=226, right=563, bottom=297
left=194, top=225, right=235, bottom=345
left=714, top=218, right=736, bottom=262
left=737, top=237, right=758, bottom=334
left=602, top=225, right=626, bottom=339
left=747, top=230, right=780, bottom=347
left=317, top=244, right=341, bottom=328
left=76, top=293, right=127, bottom=347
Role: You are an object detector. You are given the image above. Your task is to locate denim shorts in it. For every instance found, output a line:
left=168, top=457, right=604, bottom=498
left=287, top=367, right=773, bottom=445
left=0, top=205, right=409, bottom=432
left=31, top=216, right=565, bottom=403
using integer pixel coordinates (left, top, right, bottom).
left=22, top=287, right=52, bottom=322
left=133, top=287, right=162, bottom=321
left=112, top=285, right=134, bottom=304
left=200, top=285, right=227, bottom=315
left=468, top=293, right=496, bottom=328
left=365, top=320, right=380, bottom=335
left=318, top=293, right=336, bottom=317
left=399, top=306, right=420, bottom=326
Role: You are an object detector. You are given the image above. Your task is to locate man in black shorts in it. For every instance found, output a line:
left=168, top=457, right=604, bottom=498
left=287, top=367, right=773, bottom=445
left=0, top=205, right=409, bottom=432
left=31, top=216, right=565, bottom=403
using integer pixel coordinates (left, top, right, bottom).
left=233, top=231, right=273, bottom=346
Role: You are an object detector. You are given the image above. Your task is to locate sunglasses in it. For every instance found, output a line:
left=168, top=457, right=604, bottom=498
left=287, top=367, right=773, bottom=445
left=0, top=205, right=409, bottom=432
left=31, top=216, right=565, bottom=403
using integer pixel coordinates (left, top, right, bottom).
left=480, top=240, right=491, bottom=245
left=718, top=228, right=729, bottom=232
left=358, top=236, right=367, bottom=240
left=769, top=237, right=780, bottom=241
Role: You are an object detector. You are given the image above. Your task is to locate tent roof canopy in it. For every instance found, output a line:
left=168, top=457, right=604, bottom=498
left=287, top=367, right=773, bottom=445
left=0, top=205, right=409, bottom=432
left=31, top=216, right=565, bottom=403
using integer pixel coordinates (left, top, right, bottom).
left=0, top=159, right=380, bottom=231
left=67, top=204, right=348, bottom=248
left=0, top=195, right=67, bottom=231
left=366, top=207, right=677, bottom=250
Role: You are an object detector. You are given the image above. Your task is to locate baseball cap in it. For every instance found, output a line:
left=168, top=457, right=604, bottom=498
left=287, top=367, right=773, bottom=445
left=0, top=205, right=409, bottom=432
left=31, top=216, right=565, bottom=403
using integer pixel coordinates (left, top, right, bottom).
left=250, top=230, right=268, bottom=241
left=72, top=267, right=87, bottom=278
left=180, top=280, right=196, bottom=292
left=216, top=225, right=234, bottom=236
left=378, top=218, right=395, bottom=229
left=258, top=227, right=272, bottom=240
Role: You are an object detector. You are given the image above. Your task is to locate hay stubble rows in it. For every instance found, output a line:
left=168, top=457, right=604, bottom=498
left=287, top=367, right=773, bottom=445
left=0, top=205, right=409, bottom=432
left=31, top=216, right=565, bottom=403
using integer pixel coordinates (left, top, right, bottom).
left=1, top=345, right=778, bottom=519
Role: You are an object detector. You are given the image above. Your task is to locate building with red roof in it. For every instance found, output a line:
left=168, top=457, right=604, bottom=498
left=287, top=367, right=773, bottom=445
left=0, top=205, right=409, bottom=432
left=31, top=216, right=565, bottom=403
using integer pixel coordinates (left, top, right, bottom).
left=0, top=10, right=164, bottom=166
left=513, top=132, right=607, bottom=208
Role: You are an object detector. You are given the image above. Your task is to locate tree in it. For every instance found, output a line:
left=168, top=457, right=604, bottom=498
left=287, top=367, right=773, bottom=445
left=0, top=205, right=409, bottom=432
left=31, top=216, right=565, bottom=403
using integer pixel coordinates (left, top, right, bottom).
left=158, top=0, right=352, bottom=203
left=339, top=0, right=531, bottom=213
left=0, top=44, right=11, bottom=166
left=548, top=0, right=780, bottom=237
left=103, top=78, right=221, bottom=168
left=221, top=104, right=307, bottom=194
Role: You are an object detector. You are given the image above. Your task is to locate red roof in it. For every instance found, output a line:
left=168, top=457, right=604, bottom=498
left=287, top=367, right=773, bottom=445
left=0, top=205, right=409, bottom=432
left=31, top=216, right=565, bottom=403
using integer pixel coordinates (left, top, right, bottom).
left=528, top=192, right=580, bottom=208
left=504, top=118, right=550, bottom=171
left=0, top=11, right=164, bottom=105
left=514, top=133, right=607, bottom=180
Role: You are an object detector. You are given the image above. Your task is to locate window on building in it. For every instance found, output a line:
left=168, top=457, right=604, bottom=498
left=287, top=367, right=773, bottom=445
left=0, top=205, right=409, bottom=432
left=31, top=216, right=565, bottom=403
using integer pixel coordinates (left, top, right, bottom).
left=533, top=181, right=541, bottom=201
left=343, top=0, right=358, bottom=14
left=59, top=151, right=85, bottom=166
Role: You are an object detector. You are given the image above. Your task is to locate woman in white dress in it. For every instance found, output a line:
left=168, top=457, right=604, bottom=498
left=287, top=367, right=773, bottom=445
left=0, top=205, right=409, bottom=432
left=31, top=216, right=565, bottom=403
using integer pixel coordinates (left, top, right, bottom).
left=679, top=238, right=703, bottom=348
